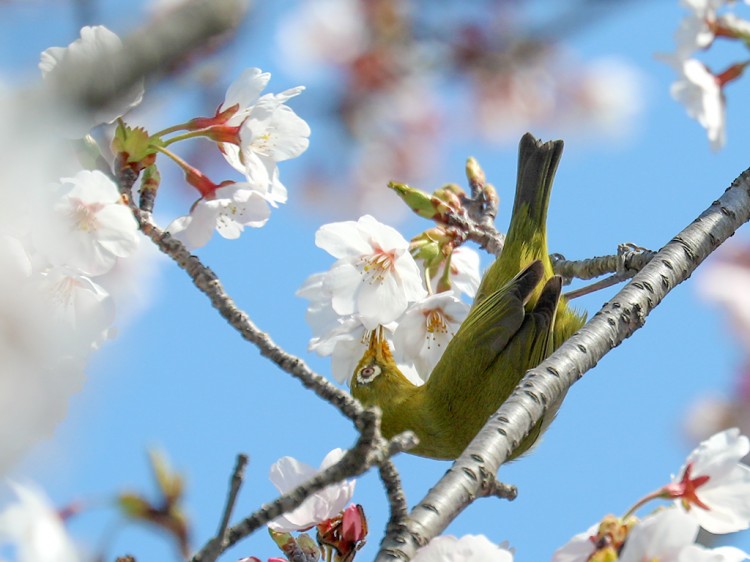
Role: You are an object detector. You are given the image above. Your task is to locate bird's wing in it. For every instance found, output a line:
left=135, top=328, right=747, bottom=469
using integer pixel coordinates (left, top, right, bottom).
left=497, top=275, right=561, bottom=378
left=424, top=261, right=543, bottom=400
left=498, top=276, right=563, bottom=458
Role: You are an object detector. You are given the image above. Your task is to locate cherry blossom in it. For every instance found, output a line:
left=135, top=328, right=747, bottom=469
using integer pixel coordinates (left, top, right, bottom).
left=314, top=215, right=426, bottom=329
left=217, top=69, right=309, bottom=204
left=668, top=57, right=725, bottom=150
left=33, top=170, right=139, bottom=276
left=0, top=481, right=79, bottom=562
left=268, top=448, right=355, bottom=532
left=667, top=427, right=750, bottom=533
left=0, top=238, right=85, bottom=472
left=697, top=247, right=750, bottom=348
left=674, top=0, right=723, bottom=54
left=275, top=0, right=368, bottom=71
left=393, top=292, right=469, bottom=380
left=449, top=247, right=481, bottom=297
left=411, top=534, right=514, bottom=562
left=309, top=317, right=368, bottom=385
left=297, top=272, right=423, bottom=384
left=297, top=272, right=372, bottom=384
left=619, top=509, right=749, bottom=562
left=36, top=266, right=114, bottom=353
left=234, top=91, right=310, bottom=200
left=166, top=181, right=271, bottom=248
left=220, top=67, right=272, bottom=125
left=39, top=25, right=144, bottom=137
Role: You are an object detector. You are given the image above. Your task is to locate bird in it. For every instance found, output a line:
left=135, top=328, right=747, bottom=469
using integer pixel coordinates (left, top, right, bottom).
left=350, top=133, right=587, bottom=460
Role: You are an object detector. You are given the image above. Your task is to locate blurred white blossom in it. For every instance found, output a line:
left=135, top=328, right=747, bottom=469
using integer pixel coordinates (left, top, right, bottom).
left=33, top=170, right=139, bottom=276
left=0, top=481, right=79, bottom=562
left=39, top=25, right=144, bottom=138
left=668, top=57, right=725, bottom=151
left=275, top=0, right=368, bottom=72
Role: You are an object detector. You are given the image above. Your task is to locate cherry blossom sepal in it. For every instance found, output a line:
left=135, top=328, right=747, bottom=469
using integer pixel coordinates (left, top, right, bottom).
left=268, top=528, right=320, bottom=562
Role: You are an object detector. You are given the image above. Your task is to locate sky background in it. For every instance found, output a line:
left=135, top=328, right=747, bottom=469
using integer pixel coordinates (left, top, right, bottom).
left=2, top=1, right=750, bottom=561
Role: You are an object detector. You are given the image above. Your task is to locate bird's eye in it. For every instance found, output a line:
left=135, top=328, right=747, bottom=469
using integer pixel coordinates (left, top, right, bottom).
left=357, top=364, right=381, bottom=384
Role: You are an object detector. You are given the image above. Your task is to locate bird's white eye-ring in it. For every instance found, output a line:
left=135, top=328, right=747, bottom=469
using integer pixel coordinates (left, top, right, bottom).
left=357, top=364, right=381, bottom=384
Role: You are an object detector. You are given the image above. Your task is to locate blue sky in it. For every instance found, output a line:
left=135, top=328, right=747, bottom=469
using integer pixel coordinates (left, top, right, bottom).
left=2, top=1, right=750, bottom=561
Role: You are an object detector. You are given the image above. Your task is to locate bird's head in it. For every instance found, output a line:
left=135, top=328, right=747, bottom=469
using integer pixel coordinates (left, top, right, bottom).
left=350, top=328, right=417, bottom=407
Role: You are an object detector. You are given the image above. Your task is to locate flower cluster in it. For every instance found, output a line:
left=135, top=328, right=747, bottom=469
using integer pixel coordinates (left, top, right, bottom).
left=661, top=0, right=750, bottom=150
left=0, top=25, right=150, bottom=473
left=298, top=214, right=480, bottom=384
left=0, top=482, right=80, bottom=562
left=166, top=68, right=310, bottom=248
left=1, top=23, right=311, bottom=475
left=552, top=428, right=750, bottom=562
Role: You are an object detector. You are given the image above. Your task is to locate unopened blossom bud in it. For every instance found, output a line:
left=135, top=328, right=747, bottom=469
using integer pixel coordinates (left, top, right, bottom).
left=388, top=181, right=437, bottom=219
left=432, top=183, right=465, bottom=216
left=465, top=156, right=485, bottom=188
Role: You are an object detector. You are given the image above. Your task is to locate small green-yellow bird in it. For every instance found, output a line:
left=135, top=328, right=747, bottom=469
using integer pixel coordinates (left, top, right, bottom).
left=350, top=133, right=586, bottom=460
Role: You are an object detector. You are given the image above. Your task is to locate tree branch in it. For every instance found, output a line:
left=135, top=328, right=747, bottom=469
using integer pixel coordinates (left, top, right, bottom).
left=199, top=454, right=249, bottom=562
left=375, top=166, right=750, bottom=560
left=115, top=167, right=364, bottom=423
left=378, top=460, right=409, bottom=537
left=552, top=244, right=657, bottom=283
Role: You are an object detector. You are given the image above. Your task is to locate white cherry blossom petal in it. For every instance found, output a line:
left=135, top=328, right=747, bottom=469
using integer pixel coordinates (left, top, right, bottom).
left=0, top=481, right=80, bottom=562
left=39, top=25, right=144, bottom=137
left=673, top=428, right=750, bottom=533
left=619, top=509, right=698, bottom=562
left=34, top=170, right=139, bottom=276
left=268, top=448, right=355, bottom=532
left=412, top=534, right=514, bottom=562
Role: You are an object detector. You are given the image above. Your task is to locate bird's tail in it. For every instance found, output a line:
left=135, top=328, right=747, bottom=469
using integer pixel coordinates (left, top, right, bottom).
left=475, top=133, right=564, bottom=306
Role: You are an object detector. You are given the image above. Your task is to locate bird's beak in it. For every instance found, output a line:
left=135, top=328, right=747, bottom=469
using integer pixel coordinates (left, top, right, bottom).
left=368, top=326, right=394, bottom=364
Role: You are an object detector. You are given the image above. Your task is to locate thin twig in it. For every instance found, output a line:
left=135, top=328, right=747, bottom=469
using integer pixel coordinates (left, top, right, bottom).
left=552, top=245, right=657, bottom=283
left=117, top=168, right=364, bottom=423
left=378, top=460, right=409, bottom=531
left=563, top=272, right=631, bottom=300
left=480, top=476, right=518, bottom=502
left=219, top=454, right=249, bottom=536
left=199, top=454, right=249, bottom=562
